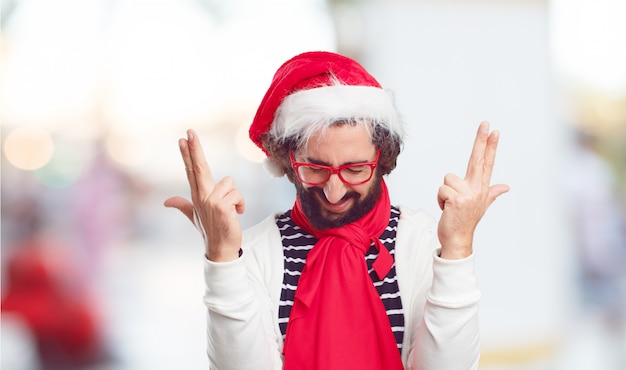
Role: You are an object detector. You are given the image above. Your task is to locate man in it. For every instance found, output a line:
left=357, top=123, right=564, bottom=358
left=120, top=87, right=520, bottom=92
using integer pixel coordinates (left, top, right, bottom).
left=165, top=51, right=509, bottom=369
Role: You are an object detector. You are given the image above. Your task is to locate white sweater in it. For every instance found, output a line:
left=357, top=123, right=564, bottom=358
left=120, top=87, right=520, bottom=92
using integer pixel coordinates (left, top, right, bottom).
left=203, top=206, right=481, bottom=370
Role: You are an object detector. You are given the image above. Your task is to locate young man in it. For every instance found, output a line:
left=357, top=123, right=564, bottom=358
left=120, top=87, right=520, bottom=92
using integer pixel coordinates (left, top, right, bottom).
left=165, top=51, right=509, bottom=370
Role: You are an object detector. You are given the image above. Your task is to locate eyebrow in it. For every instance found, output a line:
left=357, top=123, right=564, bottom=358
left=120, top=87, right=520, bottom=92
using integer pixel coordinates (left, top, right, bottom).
left=304, top=156, right=372, bottom=167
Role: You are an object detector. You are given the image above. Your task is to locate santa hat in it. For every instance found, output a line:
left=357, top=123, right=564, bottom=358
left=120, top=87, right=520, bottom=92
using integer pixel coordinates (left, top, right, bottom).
left=249, top=51, right=403, bottom=176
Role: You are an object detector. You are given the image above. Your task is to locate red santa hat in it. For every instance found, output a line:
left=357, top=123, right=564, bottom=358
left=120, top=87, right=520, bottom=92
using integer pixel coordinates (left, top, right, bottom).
left=249, top=51, right=403, bottom=176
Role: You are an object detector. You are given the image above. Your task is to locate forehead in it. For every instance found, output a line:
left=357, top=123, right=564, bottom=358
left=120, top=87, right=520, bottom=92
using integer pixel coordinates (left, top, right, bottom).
left=302, top=123, right=376, bottom=160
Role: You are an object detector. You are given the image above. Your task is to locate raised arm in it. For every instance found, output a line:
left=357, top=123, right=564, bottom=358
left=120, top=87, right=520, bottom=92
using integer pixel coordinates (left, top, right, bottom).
left=411, top=122, right=508, bottom=370
left=165, top=130, right=280, bottom=369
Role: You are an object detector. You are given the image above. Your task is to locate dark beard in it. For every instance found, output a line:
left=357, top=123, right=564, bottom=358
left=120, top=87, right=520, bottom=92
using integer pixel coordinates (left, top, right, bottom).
left=295, top=176, right=382, bottom=230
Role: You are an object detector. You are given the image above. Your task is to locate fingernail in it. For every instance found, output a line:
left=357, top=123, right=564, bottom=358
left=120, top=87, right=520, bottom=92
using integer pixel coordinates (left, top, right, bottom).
left=480, top=122, right=489, bottom=133
left=187, top=130, right=193, bottom=141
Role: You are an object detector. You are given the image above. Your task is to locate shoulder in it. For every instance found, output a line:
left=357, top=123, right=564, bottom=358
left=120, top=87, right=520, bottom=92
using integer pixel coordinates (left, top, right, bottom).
left=243, top=214, right=281, bottom=242
left=394, top=205, right=439, bottom=261
left=242, top=212, right=286, bottom=255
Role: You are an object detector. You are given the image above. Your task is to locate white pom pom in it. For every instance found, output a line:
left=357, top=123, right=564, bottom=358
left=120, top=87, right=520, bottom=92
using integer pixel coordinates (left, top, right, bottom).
left=263, top=157, right=286, bottom=178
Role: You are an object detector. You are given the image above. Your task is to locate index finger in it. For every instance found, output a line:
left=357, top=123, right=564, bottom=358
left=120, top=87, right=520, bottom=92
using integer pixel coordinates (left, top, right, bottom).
left=185, top=129, right=215, bottom=197
left=464, top=121, right=490, bottom=183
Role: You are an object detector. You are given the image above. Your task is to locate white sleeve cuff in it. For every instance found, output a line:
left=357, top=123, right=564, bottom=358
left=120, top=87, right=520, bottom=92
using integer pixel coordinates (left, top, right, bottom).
left=203, top=254, right=252, bottom=308
left=427, top=248, right=481, bottom=308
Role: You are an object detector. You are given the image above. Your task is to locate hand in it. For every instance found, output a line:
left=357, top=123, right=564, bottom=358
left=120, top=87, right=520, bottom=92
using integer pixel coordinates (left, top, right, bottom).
left=436, top=121, right=509, bottom=259
left=164, top=129, right=245, bottom=262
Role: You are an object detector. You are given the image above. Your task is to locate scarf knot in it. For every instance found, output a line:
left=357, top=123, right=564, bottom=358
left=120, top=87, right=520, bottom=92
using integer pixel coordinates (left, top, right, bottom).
left=326, top=224, right=392, bottom=281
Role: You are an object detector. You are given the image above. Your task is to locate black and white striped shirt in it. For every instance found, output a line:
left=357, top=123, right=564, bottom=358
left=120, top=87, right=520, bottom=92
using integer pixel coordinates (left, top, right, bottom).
left=276, top=206, right=405, bottom=351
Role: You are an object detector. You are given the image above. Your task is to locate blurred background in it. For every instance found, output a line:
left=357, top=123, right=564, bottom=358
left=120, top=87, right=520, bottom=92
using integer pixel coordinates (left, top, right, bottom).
left=1, top=0, right=624, bottom=369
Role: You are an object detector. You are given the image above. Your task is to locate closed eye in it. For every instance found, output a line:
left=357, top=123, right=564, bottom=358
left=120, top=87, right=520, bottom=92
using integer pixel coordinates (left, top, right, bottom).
left=344, top=166, right=367, bottom=174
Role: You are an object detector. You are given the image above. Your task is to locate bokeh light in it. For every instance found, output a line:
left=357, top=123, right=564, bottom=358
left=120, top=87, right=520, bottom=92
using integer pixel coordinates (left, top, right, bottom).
left=105, top=131, right=153, bottom=168
left=33, top=142, right=87, bottom=188
left=3, top=127, right=55, bottom=170
left=551, top=0, right=626, bottom=96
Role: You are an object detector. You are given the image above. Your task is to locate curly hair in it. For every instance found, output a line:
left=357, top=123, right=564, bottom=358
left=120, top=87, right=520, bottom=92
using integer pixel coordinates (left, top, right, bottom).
left=260, top=119, right=403, bottom=184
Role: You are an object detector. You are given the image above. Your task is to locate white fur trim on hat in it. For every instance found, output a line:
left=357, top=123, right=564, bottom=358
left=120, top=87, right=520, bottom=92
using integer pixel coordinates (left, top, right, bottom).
left=269, top=85, right=404, bottom=143
left=263, top=156, right=286, bottom=178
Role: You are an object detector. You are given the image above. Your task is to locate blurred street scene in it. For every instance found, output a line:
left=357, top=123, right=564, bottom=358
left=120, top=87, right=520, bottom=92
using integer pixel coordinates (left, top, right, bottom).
left=1, top=0, right=624, bottom=369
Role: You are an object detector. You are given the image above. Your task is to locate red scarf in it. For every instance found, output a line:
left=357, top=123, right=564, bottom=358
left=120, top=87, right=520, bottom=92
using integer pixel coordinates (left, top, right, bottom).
left=283, top=179, right=404, bottom=370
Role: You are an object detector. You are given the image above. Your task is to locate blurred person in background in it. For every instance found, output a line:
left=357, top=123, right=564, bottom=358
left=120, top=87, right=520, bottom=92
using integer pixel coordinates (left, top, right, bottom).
left=566, top=128, right=626, bottom=367
left=1, top=224, right=109, bottom=370
left=70, top=141, right=146, bottom=280
left=0, top=145, right=139, bottom=370
left=165, top=51, right=509, bottom=369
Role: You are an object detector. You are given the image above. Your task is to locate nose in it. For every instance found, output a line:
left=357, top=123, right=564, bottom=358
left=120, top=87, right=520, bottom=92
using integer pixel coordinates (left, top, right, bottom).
left=323, top=173, right=348, bottom=204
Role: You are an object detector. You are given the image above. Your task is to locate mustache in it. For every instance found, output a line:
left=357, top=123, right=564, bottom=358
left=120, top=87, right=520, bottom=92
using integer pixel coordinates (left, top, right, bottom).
left=307, top=186, right=360, bottom=204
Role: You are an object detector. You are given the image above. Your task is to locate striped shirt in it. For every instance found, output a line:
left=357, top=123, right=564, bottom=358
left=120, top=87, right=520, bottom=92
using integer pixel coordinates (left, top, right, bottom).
left=276, top=206, right=405, bottom=351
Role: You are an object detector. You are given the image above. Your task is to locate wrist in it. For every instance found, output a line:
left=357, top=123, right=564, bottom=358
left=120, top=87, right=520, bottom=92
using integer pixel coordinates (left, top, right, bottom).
left=206, top=247, right=240, bottom=262
left=439, top=248, right=472, bottom=260
left=439, top=239, right=473, bottom=260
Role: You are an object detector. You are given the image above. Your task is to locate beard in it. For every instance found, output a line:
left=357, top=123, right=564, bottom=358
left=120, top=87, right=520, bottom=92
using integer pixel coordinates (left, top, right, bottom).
left=295, top=175, right=383, bottom=230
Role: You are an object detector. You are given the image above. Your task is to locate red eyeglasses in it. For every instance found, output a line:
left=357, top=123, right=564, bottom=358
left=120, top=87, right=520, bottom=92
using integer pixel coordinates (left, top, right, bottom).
left=289, top=149, right=380, bottom=186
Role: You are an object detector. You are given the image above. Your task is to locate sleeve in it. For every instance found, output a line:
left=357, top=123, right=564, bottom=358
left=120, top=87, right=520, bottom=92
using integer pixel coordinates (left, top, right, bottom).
left=409, top=249, right=481, bottom=370
left=203, top=252, right=283, bottom=370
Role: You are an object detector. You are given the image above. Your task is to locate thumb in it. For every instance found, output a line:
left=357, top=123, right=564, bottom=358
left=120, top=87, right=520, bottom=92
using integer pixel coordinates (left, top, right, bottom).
left=164, top=196, right=195, bottom=224
left=487, top=184, right=510, bottom=204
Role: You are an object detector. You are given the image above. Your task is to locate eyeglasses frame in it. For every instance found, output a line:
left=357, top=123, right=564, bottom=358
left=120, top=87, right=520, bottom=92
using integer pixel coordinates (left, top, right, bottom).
left=289, top=148, right=380, bottom=186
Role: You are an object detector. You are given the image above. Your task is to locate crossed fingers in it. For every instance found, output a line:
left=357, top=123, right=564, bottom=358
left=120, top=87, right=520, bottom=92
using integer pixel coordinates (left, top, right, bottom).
left=181, top=130, right=215, bottom=203
left=466, top=122, right=494, bottom=186
left=464, top=121, right=508, bottom=203
left=164, top=130, right=216, bottom=225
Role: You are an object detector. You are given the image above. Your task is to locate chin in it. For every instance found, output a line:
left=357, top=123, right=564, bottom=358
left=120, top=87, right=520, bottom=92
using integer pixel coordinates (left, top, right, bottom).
left=320, top=209, right=348, bottom=222
left=296, top=178, right=382, bottom=230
